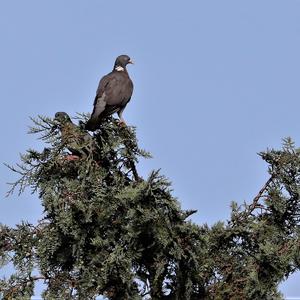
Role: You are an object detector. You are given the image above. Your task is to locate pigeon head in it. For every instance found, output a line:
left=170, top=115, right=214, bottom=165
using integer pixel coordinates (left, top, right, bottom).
left=54, top=112, right=72, bottom=124
left=114, top=55, right=133, bottom=71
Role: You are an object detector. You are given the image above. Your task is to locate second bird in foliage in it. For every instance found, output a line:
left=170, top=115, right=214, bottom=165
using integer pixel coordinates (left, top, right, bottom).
left=54, top=112, right=94, bottom=159
left=85, top=55, right=134, bottom=131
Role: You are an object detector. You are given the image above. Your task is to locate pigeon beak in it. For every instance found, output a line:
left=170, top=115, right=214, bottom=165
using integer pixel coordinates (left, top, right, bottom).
left=128, top=59, right=134, bottom=64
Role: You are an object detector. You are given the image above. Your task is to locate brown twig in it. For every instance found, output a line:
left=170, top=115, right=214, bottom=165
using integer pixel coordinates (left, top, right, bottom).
left=233, top=175, right=274, bottom=224
left=250, top=175, right=274, bottom=210
left=5, top=275, right=48, bottom=297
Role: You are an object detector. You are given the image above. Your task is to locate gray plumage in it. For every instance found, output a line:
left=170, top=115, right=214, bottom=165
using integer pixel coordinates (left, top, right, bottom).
left=85, top=55, right=134, bottom=131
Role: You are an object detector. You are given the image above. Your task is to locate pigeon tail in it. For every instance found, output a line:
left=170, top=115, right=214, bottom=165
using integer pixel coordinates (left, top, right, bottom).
left=85, top=117, right=99, bottom=131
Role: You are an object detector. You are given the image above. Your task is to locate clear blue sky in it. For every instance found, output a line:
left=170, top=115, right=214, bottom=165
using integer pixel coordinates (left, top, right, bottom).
left=0, top=0, right=300, bottom=297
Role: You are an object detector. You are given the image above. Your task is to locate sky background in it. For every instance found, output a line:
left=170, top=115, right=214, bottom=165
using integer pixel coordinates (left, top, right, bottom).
left=0, top=0, right=300, bottom=298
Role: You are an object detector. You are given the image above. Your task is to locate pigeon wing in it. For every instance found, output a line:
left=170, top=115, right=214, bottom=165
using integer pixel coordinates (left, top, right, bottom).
left=97, top=72, right=133, bottom=119
left=85, top=74, right=112, bottom=131
left=85, top=70, right=133, bottom=131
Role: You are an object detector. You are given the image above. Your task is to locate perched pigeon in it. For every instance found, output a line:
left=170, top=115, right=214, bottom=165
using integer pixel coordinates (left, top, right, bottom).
left=85, top=55, right=134, bottom=131
left=54, top=112, right=94, bottom=158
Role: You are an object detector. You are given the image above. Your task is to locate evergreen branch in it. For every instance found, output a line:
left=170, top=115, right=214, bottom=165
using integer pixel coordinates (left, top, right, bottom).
left=128, top=159, right=141, bottom=182
left=248, top=175, right=274, bottom=213
left=4, top=115, right=300, bottom=299
left=3, top=275, right=48, bottom=298
left=230, top=175, right=274, bottom=225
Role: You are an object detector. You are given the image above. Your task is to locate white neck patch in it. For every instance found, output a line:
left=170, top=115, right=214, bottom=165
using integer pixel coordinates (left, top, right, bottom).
left=115, top=66, right=124, bottom=72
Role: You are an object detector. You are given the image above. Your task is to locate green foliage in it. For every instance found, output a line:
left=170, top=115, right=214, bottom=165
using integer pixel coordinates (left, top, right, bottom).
left=1, top=116, right=300, bottom=299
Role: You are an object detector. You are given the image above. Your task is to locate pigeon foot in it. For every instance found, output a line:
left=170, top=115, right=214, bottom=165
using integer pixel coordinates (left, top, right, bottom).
left=65, top=155, right=80, bottom=161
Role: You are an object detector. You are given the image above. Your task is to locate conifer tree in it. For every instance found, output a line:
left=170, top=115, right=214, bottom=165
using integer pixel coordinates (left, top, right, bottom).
left=0, top=114, right=299, bottom=299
